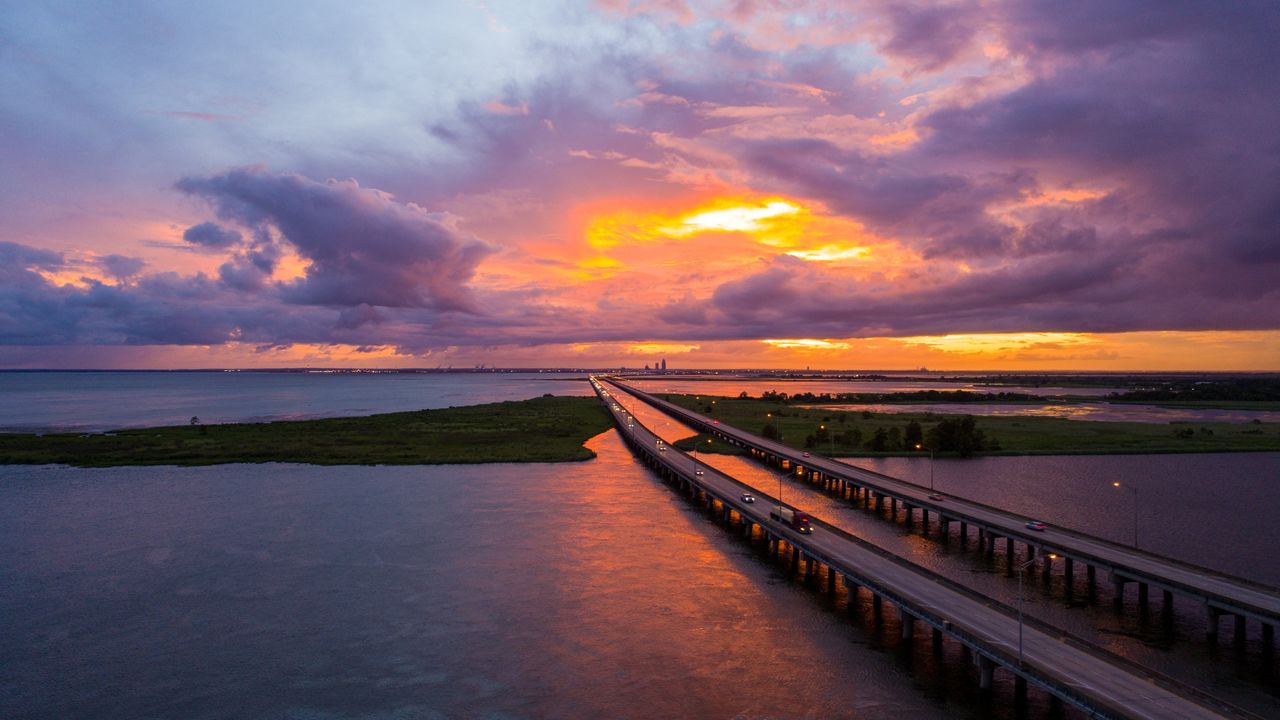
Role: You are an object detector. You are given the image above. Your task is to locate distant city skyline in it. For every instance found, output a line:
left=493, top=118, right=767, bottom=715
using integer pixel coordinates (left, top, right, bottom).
left=2, top=2, right=1277, bottom=370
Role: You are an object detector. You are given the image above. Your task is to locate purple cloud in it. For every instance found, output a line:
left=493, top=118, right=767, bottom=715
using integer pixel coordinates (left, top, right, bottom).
left=176, top=167, right=494, bottom=310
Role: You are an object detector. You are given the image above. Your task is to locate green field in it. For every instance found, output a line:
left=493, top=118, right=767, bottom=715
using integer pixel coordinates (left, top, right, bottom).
left=663, top=394, right=1280, bottom=457
left=0, top=395, right=614, bottom=467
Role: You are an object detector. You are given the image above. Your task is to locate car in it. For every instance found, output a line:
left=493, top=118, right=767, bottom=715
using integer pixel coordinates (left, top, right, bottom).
left=1026, top=521, right=1047, bottom=531
left=928, top=493, right=945, bottom=501
left=695, top=469, right=705, bottom=476
left=712, top=420, right=719, bottom=425
left=802, top=452, right=811, bottom=458
left=658, top=445, right=667, bottom=452
left=740, top=493, right=756, bottom=503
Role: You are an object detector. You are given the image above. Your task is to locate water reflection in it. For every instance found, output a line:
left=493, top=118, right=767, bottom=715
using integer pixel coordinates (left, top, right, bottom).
left=2, top=436, right=981, bottom=720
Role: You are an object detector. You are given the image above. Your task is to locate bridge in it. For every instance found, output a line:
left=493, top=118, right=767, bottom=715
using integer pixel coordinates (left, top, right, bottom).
left=590, top=378, right=1250, bottom=720
left=603, top=377, right=1280, bottom=653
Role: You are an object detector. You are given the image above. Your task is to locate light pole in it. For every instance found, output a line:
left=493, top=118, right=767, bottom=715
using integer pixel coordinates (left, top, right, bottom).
left=820, top=424, right=835, bottom=455
left=1016, top=554, right=1054, bottom=667
left=915, top=443, right=935, bottom=492
left=1112, top=481, right=1138, bottom=549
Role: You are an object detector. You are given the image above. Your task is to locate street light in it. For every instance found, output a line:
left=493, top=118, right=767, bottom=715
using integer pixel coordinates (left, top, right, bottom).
left=915, top=443, right=935, bottom=492
left=1017, top=553, right=1056, bottom=667
left=820, top=424, right=834, bottom=455
left=1112, top=481, right=1138, bottom=549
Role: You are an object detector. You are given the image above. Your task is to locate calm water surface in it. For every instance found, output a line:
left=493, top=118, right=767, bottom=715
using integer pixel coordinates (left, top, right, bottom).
left=2, top=433, right=993, bottom=720
left=0, top=372, right=592, bottom=432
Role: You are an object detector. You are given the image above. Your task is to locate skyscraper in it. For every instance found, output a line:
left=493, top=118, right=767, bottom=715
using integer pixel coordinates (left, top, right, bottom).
left=660, top=358, right=667, bottom=371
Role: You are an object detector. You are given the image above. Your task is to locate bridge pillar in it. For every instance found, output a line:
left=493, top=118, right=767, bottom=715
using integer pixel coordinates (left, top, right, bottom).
left=876, top=494, right=884, bottom=512
left=940, top=517, right=951, bottom=541
left=922, top=508, right=929, bottom=529
left=1161, top=589, right=1173, bottom=613
left=977, top=655, right=995, bottom=691
left=986, top=533, right=997, bottom=557
left=1064, top=557, right=1074, bottom=588
left=1262, top=623, right=1274, bottom=652
left=1206, top=607, right=1222, bottom=643
left=932, top=627, right=944, bottom=654
left=901, top=612, right=915, bottom=641
left=770, top=536, right=779, bottom=561
left=723, top=507, right=731, bottom=524
left=1112, top=577, right=1128, bottom=608
left=1087, top=565, right=1097, bottom=599
left=1006, top=538, right=1015, bottom=568
left=890, top=497, right=898, bottom=517
left=1042, top=553, right=1054, bottom=583
left=804, top=555, right=814, bottom=584
left=1014, top=675, right=1028, bottom=706
left=904, top=504, right=913, bottom=527
left=1027, top=545, right=1036, bottom=561
left=959, top=521, right=968, bottom=546
left=1137, top=582, right=1149, bottom=612
left=844, top=576, right=860, bottom=612
left=791, top=546, right=801, bottom=575
left=872, top=593, right=882, bottom=617
left=827, top=566, right=836, bottom=594
left=1234, top=614, right=1247, bottom=648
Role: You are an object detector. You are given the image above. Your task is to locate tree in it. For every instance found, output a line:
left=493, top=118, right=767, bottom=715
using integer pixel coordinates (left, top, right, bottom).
left=865, top=427, right=889, bottom=452
left=887, top=426, right=903, bottom=451
left=925, top=416, right=987, bottom=458
left=904, top=420, right=923, bottom=448
left=838, top=428, right=862, bottom=447
left=762, top=423, right=780, bottom=440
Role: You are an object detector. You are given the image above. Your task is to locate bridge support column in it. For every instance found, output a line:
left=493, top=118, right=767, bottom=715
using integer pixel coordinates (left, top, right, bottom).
left=1234, top=614, right=1247, bottom=648
left=1137, top=582, right=1149, bottom=612
left=922, top=508, right=929, bottom=530
left=901, top=612, right=915, bottom=641
left=932, top=627, right=944, bottom=654
left=1262, top=623, right=1274, bottom=653
left=872, top=594, right=882, bottom=617
left=890, top=497, right=898, bottom=517
left=876, top=494, right=884, bottom=512
left=1087, top=565, right=1097, bottom=599
left=1014, top=675, right=1028, bottom=706
left=844, top=576, right=860, bottom=613
left=904, top=504, right=913, bottom=527
left=827, top=566, right=836, bottom=594
left=1113, top=577, right=1128, bottom=608
left=1027, top=545, right=1036, bottom=561
left=1042, top=553, right=1054, bottom=583
left=985, top=533, right=996, bottom=557
left=1206, top=607, right=1222, bottom=643
left=977, top=656, right=995, bottom=691
left=1006, top=538, right=1015, bottom=568
left=804, top=555, right=814, bottom=584
left=959, top=521, right=968, bottom=546
left=1064, top=557, right=1074, bottom=588
left=791, top=546, right=801, bottom=575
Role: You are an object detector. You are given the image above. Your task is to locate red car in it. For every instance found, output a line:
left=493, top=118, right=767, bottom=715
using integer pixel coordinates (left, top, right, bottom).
left=1026, top=521, right=1047, bottom=531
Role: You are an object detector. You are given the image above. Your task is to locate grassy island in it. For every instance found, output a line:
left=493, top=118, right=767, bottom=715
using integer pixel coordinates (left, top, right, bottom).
left=0, top=395, right=614, bottom=467
left=663, top=394, right=1280, bottom=457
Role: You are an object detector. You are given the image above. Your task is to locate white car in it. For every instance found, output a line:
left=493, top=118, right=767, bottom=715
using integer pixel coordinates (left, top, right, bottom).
left=695, top=468, right=704, bottom=476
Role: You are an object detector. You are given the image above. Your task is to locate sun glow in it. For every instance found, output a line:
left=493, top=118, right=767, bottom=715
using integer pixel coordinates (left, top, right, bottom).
left=900, top=332, right=1094, bottom=354
left=669, top=200, right=800, bottom=235
left=763, top=338, right=852, bottom=350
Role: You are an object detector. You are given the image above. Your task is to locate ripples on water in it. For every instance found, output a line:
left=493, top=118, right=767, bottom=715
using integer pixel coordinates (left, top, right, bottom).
left=3, top=432, right=1009, bottom=720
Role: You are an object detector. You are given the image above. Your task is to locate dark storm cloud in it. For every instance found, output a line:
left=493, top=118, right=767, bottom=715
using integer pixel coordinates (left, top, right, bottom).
left=875, top=0, right=982, bottom=72
left=176, top=167, right=494, bottom=310
left=733, top=0, right=1280, bottom=334
left=182, top=222, right=244, bottom=250
left=98, top=254, right=146, bottom=280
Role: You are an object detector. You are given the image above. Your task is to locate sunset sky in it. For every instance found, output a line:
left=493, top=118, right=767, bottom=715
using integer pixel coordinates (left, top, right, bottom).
left=2, top=1, right=1278, bottom=370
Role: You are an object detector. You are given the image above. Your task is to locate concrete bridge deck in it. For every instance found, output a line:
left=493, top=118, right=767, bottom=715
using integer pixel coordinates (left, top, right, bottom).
left=603, top=377, right=1280, bottom=647
left=591, top=378, right=1247, bottom=720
